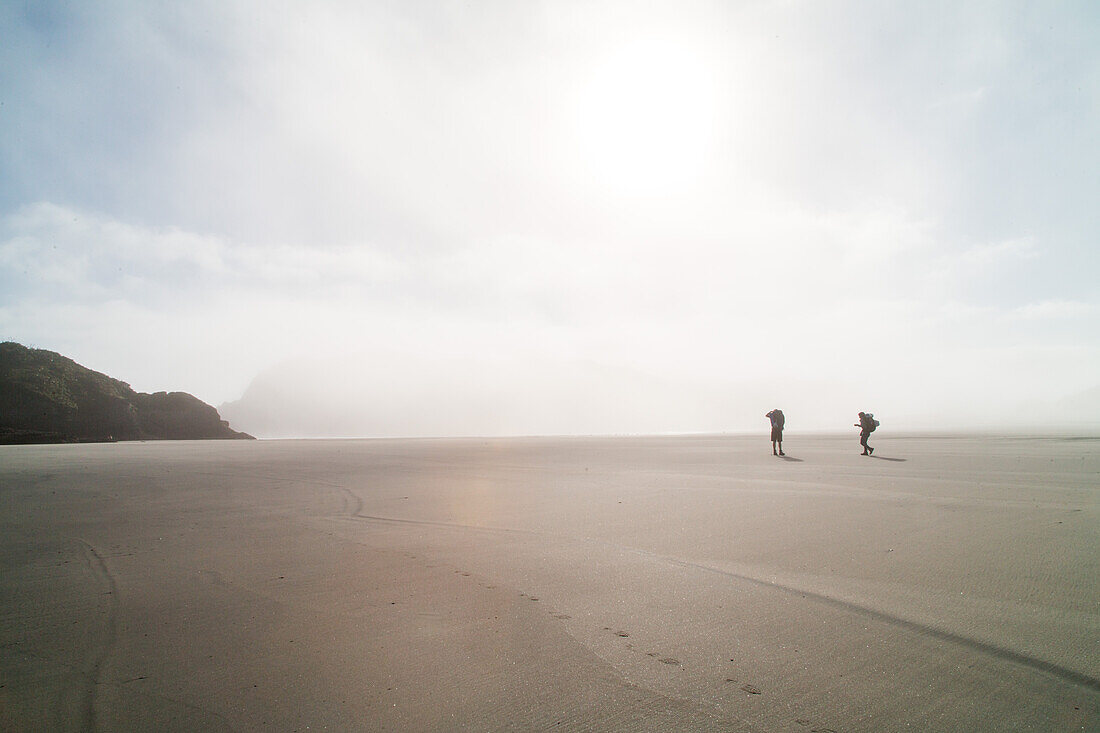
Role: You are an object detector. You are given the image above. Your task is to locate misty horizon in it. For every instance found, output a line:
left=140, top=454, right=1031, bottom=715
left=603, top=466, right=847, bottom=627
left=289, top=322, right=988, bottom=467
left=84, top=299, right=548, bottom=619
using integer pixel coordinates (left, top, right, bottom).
left=215, top=349, right=1100, bottom=439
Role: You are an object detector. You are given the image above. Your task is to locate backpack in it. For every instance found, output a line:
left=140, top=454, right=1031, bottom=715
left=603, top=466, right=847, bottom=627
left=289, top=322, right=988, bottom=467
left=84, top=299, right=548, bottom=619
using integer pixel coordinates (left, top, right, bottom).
left=866, top=414, right=879, bottom=432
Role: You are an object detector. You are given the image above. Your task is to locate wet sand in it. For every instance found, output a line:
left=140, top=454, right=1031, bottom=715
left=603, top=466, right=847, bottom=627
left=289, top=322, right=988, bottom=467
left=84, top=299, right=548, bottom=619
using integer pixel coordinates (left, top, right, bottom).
left=1, top=434, right=1097, bottom=731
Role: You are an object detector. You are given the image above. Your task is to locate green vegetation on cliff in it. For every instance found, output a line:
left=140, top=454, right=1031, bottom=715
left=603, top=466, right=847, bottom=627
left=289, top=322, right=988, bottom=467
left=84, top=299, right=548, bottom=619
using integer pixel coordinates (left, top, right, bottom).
left=0, top=342, right=254, bottom=444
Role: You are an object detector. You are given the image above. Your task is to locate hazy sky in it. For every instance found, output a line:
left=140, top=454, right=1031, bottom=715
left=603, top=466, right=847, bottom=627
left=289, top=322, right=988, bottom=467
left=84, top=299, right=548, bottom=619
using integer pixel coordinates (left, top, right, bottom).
left=2, top=1, right=1098, bottom=435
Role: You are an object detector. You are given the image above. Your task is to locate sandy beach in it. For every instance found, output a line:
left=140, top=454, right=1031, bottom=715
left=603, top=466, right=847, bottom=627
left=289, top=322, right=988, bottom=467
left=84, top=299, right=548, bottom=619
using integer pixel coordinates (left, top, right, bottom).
left=1, top=433, right=1096, bottom=731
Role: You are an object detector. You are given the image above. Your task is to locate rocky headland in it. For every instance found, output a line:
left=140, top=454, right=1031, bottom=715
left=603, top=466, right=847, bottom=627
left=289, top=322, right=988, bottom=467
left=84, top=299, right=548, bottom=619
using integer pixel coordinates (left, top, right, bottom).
left=0, top=342, right=254, bottom=444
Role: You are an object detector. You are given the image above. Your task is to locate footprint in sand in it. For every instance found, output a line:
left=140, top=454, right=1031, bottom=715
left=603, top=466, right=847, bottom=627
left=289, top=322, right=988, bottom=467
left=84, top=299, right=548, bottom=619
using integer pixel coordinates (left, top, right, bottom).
left=740, top=683, right=762, bottom=695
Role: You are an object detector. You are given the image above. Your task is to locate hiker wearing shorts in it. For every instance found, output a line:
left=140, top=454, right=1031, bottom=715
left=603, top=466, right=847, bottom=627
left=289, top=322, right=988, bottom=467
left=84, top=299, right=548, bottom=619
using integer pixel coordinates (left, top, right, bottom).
left=766, top=409, right=785, bottom=456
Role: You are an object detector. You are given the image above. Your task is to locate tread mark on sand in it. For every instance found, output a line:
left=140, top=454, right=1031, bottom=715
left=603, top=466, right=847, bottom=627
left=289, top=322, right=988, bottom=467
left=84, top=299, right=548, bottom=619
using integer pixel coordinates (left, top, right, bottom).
left=347, top=512, right=1100, bottom=693
left=76, top=539, right=119, bottom=733
left=76, top=543, right=239, bottom=732
left=339, top=488, right=364, bottom=518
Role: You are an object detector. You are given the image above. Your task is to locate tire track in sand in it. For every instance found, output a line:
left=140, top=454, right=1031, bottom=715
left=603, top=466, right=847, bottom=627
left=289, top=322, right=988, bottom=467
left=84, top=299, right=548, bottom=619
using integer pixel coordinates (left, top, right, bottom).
left=341, top=512, right=1100, bottom=694
left=75, top=539, right=119, bottom=733
left=75, top=541, right=240, bottom=732
left=638, top=548, right=1100, bottom=695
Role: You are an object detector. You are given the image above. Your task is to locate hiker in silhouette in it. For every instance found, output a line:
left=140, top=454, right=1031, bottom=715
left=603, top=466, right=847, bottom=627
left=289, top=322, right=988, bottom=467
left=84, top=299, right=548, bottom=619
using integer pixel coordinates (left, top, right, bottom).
left=766, top=409, right=785, bottom=456
left=855, top=411, right=878, bottom=455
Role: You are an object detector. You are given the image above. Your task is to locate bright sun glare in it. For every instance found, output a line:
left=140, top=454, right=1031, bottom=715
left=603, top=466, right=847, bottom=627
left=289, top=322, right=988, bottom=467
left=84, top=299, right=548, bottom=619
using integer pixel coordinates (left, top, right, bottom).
left=572, top=38, right=721, bottom=197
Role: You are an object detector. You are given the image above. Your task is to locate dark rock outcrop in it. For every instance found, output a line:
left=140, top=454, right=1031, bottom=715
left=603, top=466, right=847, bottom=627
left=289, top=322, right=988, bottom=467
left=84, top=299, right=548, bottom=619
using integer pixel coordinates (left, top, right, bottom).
left=0, top=342, right=254, bottom=444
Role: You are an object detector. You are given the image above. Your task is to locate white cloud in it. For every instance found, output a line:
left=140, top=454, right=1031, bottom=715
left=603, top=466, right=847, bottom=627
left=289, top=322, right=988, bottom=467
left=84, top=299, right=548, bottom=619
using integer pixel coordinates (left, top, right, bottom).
left=0, top=202, right=412, bottom=301
left=1014, top=300, right=1098, bottom=320
left=953, top=237, right=1039, bottom=269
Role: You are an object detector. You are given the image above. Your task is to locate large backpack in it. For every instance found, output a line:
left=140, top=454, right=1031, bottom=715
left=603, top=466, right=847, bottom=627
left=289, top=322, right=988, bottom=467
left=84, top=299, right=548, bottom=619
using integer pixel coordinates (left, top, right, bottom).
left=770, top=407, right=787, bottom=431
left=866, top=414, right=879, bottom=432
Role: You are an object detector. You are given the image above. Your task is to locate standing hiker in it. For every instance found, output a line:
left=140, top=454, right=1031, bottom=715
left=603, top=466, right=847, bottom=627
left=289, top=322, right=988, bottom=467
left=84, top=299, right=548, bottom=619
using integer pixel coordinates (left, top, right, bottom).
left=766, top=409, right=785, bottom=456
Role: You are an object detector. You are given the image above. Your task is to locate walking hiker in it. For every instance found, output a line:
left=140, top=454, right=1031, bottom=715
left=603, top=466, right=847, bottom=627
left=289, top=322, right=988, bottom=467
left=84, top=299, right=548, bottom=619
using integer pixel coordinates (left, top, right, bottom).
left=766, top=409, right=785, bottom=456
left=855, top=411, right=878, bottom=455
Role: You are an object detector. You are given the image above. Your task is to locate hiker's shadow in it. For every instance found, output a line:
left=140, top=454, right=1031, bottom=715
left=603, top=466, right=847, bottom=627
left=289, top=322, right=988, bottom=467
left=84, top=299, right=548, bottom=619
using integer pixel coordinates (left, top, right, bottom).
left=780, top=455, right=804, bottom=462
left=872, top=456, right=907, bottom=462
